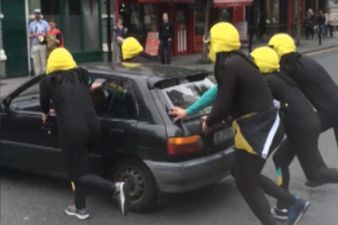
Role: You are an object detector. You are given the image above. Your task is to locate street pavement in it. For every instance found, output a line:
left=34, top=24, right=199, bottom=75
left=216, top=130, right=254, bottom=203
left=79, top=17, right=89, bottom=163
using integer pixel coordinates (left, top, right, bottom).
left=2, top=47, right=338, bottom=225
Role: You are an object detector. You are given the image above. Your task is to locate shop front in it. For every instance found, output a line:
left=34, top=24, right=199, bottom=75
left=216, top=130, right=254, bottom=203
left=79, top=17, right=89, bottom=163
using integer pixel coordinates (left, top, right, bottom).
left=118, top=0, right=252, bottom=56
left=118, top=0, right=196, bottom=56
left=191, top=0, right=254, bottom=53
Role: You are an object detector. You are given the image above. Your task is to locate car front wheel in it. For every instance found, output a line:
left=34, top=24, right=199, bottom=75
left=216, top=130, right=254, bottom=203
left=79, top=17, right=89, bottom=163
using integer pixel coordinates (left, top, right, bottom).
left=113, top=158, right=159, bottom=212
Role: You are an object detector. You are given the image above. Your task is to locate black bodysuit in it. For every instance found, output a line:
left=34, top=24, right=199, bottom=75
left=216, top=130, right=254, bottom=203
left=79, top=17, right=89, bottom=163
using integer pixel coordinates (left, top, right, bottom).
left=40, top=68, right=116, bottom=209
left=281, top=52, right=338, bottom=139
left=206, top=51, right=296, bottom=225
left=267, top=72, right=338, bottom=192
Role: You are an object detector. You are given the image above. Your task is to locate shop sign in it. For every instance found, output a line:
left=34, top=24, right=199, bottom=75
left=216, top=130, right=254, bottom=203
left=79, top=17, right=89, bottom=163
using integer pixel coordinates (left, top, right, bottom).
left=145, top=32, right=160, bottom=56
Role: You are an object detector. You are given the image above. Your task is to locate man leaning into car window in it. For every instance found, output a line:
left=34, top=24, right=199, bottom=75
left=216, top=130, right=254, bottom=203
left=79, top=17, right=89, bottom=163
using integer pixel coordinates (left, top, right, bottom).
left=39, top=47, right=130, bottom=220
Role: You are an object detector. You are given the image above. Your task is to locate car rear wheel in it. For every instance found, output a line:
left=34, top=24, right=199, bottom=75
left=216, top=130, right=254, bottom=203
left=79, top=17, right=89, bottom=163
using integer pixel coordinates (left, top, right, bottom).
left=113, top=158, right=159, bottom=212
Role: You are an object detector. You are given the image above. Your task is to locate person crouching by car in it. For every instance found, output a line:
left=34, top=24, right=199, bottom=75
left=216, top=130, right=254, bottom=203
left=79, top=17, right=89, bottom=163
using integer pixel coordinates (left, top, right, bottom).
left=120, top=37, right=144, bottom=68
left=40, top=47, right=130, bottom=220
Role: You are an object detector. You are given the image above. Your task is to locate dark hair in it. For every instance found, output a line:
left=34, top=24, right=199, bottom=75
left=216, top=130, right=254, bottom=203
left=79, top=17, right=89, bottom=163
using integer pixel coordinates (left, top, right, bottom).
left=49, top=18, right=57, bottom=24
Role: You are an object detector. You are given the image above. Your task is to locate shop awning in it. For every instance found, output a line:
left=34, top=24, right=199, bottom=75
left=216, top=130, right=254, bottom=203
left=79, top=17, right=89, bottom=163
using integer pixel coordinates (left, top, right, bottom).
left=213, top=0, right=253, bottom=8
left=138, top=0, right=194, bottom=3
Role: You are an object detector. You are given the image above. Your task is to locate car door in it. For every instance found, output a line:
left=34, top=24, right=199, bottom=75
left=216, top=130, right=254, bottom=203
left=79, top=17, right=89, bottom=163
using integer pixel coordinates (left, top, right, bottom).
left=90, top=75, right=139, bottom=160
left=0, top=77, right=60, bottom=174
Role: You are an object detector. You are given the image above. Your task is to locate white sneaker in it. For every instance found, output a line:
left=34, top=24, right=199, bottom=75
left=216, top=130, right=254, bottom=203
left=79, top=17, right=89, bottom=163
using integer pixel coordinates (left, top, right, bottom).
left=65, top=204, right=90, bottom=220
left=114, top=182, right=130, bottom=215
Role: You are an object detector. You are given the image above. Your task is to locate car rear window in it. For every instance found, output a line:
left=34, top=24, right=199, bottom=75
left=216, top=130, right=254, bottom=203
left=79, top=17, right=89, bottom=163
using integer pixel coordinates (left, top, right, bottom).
left=163, top=78, right=215, bottom=117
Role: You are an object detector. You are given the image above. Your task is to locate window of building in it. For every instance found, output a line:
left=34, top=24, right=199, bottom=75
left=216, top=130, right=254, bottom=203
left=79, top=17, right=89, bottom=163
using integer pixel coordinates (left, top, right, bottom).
left=41, top=0, right=61, bottom=15
left=42, top=0, right=101, bottom=53
left=120, top=2, right=147, bottom=43
left=91, top=78, right=137, bottom=119
left=266, top=0, right=280, bottom=24
left=68, top=0, right=81, bottom=15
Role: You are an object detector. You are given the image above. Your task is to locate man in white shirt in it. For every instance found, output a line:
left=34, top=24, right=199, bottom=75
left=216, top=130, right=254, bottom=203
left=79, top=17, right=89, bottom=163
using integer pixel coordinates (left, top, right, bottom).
left=28, top=9, right=49, bottom=75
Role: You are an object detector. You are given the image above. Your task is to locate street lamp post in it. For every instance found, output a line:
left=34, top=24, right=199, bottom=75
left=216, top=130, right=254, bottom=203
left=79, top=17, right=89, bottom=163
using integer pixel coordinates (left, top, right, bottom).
left=106, top=0, right=113, bottom=62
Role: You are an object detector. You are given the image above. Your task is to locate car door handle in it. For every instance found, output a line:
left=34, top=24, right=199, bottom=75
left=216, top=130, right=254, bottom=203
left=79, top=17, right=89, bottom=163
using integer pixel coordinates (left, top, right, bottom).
left=109, top=128, right=125, bottom=135
left=41, top=125, right=52, bottom=135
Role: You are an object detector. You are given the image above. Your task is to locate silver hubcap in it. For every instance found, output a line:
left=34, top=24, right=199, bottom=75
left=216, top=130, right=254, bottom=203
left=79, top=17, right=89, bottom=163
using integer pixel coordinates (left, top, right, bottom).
left=117, top=167, right=145, bottom=204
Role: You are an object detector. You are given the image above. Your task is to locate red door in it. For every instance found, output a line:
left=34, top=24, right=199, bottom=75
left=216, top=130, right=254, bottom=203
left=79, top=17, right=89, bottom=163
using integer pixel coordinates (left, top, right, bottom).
left=175, top=10, right=188, bottom=55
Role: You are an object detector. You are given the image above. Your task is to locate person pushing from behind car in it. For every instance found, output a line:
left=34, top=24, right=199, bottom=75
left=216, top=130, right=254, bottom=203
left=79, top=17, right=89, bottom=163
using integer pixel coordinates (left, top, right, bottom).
left=40, top=47, right=130, bottom=220
left=251, top=46, right=338, bottom=220
left=269, top=34, right=338, bottom=184
left=174, top=22, right=309, bottom=225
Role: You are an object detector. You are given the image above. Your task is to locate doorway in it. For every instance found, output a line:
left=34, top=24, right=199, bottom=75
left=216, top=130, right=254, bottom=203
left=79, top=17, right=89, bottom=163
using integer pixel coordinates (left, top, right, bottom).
left=2, top=0, right=29, bottom=77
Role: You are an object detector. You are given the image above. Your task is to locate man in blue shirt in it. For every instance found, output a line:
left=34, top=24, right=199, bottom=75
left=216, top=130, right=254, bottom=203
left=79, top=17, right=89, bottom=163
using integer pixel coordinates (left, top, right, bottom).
left=28, top=9, right=49, bottom=75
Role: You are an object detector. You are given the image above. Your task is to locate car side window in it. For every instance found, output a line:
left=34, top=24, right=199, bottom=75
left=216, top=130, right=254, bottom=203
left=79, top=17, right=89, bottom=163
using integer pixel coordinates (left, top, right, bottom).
left=10, top=81, right=41, bottom=112
left=91, top=77, right=137, bottom=119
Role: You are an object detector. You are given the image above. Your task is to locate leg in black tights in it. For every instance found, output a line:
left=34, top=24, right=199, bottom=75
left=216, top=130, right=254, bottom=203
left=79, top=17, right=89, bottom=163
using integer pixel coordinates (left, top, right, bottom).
left=61, top=120, right=117, bottom=210
left=232, top=151, right=296, bottom=225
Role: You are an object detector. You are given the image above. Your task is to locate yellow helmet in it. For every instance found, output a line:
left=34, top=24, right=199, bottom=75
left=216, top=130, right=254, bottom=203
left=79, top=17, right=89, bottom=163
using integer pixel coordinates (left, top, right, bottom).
left=208, top=22, right=241, bottom=62
left=250, top=46, right=280, bottom=74
left=46, top=47, right=77, bottom=75
left=121, top=37, right=144, bottom=60
left=268, top=33, right=296, bottom=59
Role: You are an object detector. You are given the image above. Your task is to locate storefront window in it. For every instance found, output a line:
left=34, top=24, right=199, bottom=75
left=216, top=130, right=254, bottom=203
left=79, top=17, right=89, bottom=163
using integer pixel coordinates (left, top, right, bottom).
left=219, top=9, right=231, bottom=22
left=120, top=2, right=146, bottom=42
left=266, top=0, right=280, bottom=24
left=144, top=5, right=158, bottom=32
left=195, top=11, right=205, bottom=36
left=41, top=0, right=101, bottom=53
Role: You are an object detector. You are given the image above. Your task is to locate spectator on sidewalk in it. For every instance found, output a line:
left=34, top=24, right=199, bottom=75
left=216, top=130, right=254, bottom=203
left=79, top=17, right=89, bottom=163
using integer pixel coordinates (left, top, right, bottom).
left=113, top=18, right=128, bottom=63
left=304, top=8, right=315, bottom=39
left=28, top=9, right=49, bottom=75
left=159, top=12, right=174, bottom=65
left=47, top=19, right=64, bottom=57
left=326, top=9, right=335, bottom=38
left=317, top=10, right=326, bottom=45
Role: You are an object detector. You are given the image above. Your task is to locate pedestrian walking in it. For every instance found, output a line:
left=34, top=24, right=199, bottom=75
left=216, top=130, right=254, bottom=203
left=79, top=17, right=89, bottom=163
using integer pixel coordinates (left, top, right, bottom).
left=159, top=12, right=174, bottom=65
left=326, top=9, right=335, bottom=38
left=28, top=9, right=49, bottom=75
left=40, top=48, right=130, bottom=220
left=304, top=8, right=315, bottom=39
left=316, top=10, right=326, bottom=45
left=113, top=18, right=128, bottom=63
left=172, top=22, right=309, bottom=225
left=46, top=19, right=64, bottom=57
left=269, top=33, right=338, bottom=178
left=251, top=46, right=338, bottom=220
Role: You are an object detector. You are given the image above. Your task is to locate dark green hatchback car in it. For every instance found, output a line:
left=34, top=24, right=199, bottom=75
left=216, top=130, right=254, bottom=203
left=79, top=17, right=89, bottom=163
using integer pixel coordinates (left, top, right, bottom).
left=0, top=64, right=235, bottom=212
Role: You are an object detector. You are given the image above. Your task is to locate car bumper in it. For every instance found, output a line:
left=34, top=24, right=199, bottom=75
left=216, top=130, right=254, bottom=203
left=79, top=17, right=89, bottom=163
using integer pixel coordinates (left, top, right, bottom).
left=143, top=147, right=235, bottom=193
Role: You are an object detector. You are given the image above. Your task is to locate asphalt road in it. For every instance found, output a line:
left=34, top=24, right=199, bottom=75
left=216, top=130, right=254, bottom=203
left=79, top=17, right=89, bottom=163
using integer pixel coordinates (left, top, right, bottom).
left=2, top=48, right=338, bottom=225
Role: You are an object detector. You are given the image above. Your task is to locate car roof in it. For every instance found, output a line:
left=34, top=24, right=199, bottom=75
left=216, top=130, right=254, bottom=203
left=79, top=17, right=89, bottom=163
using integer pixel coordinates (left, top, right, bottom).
left=83, top=63, right=210, bottom=89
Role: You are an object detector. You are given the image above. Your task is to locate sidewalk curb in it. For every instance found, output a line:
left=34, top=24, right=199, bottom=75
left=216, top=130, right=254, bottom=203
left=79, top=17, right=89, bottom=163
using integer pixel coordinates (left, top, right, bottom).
left=300, top=44, right=338, bottom=54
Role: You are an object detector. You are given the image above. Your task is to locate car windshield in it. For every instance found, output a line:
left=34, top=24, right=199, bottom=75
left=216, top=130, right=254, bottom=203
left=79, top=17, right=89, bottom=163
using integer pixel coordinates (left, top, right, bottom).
left=164, top=78, right=215, bottom=117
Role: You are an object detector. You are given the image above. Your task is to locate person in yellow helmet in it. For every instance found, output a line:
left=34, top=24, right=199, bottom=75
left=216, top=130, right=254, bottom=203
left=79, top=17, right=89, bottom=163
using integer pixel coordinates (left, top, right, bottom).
left=121, top=37, right=144, bottom=61
left=250, top=46, right=338, bottom=220
left=192, top=22, right=308, bottom=225
left=269, top=33, right=338, bottom=182
left=40, top=47, right=130, bottom=220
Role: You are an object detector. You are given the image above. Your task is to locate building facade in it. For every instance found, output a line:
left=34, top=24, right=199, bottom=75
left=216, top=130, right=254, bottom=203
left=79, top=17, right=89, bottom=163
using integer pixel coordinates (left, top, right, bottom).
left=114, top=0, right=252, bottom=56
left=0, top=0, right=103, bottom=78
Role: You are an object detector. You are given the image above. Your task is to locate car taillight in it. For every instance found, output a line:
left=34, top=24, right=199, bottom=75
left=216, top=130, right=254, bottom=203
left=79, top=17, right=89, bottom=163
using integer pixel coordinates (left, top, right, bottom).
left=167, top=135, right=205, bottom=156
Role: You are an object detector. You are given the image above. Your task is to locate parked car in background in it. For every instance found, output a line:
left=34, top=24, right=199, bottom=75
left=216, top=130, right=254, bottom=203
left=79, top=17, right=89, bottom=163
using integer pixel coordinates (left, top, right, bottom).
left=0, top=64, right=235, bottom=211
